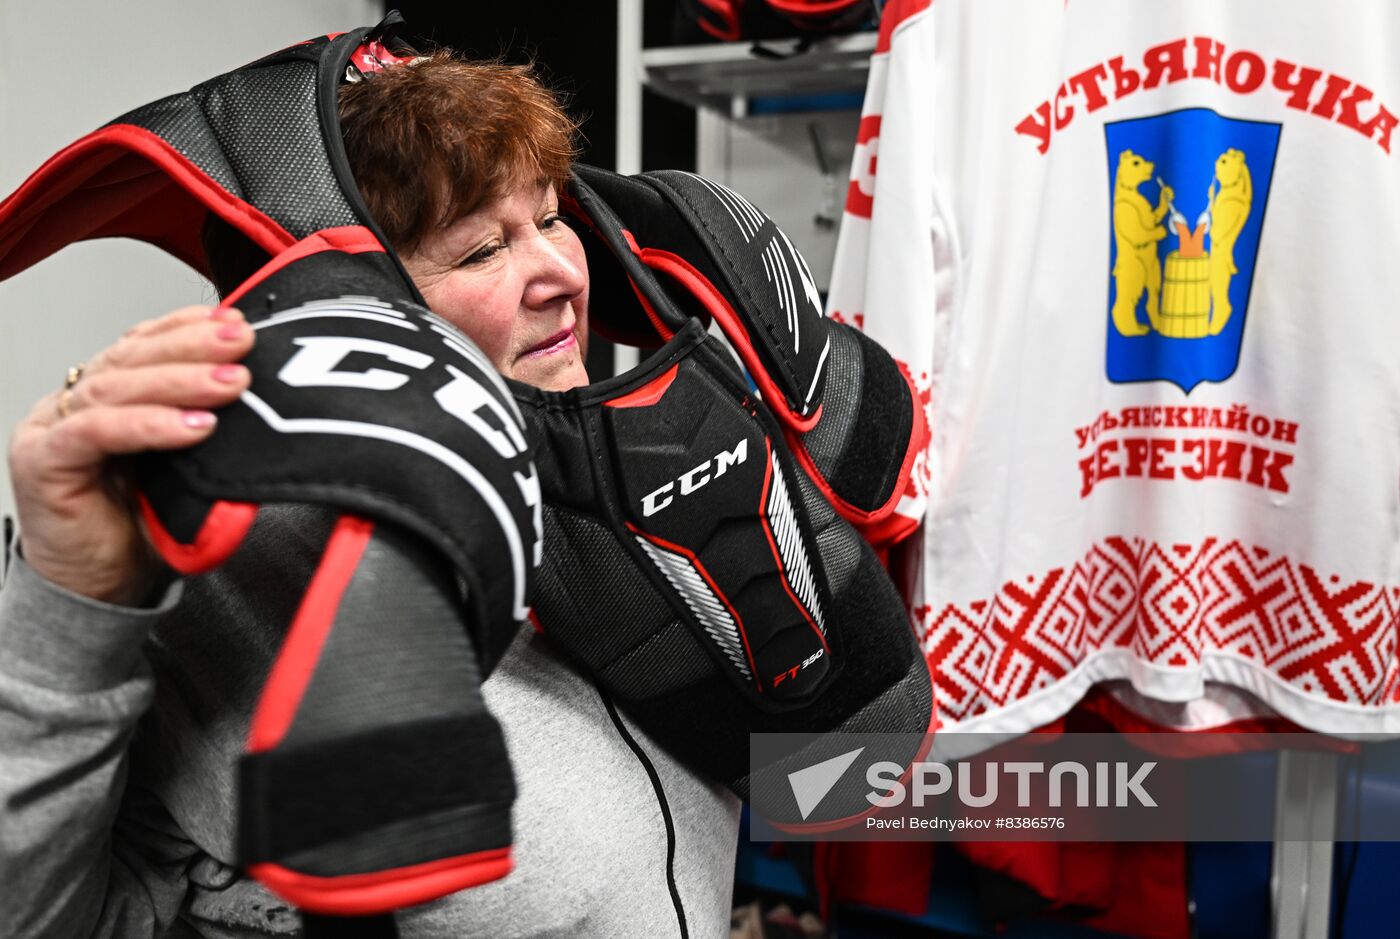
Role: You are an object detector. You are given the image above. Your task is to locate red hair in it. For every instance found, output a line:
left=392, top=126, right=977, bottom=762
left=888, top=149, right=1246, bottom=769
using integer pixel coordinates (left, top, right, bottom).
left=338, top=51, right=579, bottom=253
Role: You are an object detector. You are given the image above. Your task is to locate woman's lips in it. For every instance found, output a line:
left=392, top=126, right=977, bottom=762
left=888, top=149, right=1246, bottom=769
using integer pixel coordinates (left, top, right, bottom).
left=523, top=329, right=577, bottom=358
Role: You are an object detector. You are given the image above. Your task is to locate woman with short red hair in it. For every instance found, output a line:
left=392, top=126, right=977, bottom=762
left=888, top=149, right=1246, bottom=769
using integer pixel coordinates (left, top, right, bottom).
left=0, top=51, right=739, bottom=938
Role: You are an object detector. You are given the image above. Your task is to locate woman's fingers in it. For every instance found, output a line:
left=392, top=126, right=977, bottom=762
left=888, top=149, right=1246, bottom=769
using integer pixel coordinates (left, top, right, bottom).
left=91, top=307, right=251, bottom=373
left=6, top=303, right=256, bottom=604
left=118, top=304, right=226, bottom=341
left=66, top=361, right=250, bottom=415
left=25, top=403, right=221, bottom=473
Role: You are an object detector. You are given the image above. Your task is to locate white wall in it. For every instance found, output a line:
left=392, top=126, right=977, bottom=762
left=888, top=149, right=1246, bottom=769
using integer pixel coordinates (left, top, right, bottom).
left=0, top=0, right=378, bottom=523
left=696, top=108, right=860, bottom=292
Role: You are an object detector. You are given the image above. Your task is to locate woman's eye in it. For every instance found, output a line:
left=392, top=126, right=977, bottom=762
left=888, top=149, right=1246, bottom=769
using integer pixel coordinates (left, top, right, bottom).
left=540, top=213, right=566, bottom=230
left=460, top=243, right=502, bottom=266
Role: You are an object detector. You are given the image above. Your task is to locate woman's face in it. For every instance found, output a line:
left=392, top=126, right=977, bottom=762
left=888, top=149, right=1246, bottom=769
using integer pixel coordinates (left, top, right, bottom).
left=403, top=182, right=590, bottom=391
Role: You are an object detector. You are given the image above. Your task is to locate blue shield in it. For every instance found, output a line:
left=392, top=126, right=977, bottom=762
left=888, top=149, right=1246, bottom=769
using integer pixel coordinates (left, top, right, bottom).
left=1103, top=108, right=1280, bottom=392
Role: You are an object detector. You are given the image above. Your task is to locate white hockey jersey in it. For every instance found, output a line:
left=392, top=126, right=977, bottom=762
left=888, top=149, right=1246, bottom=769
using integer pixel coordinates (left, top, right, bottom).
left=828, top=0, right=1400, bottom=735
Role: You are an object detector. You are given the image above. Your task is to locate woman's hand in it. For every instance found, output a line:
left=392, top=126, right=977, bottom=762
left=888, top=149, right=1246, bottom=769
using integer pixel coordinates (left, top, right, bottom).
left=7, top=305, right=254, bottom=605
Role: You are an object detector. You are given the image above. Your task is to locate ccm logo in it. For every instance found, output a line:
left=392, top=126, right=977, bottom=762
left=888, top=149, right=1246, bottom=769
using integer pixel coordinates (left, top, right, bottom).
left=641, top=438, right=749, bottom=518
left=774, top=648, right=824, bottom=688
left=277, top=335, right=526, bottom=460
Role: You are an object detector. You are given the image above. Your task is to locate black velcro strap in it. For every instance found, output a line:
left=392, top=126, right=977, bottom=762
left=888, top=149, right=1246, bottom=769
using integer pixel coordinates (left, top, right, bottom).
left=238, top=711, right=514, bottom=867
left=822, top=324, right=915, bottom=512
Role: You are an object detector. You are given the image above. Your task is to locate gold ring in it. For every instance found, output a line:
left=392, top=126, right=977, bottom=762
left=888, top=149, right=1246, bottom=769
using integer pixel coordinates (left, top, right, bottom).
left=56, top=387, right=74, bottom=420
left=64, top=362, right=86, bottom=390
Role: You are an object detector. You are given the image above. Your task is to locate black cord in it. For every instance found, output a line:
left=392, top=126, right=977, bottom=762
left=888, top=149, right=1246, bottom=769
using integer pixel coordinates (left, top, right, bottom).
left=596, top=682, right=690, bottom=939
left=1, top=515, right=13, bottom=584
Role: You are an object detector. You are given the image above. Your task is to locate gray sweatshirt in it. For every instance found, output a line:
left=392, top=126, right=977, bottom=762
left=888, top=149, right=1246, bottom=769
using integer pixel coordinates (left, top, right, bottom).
left=0, top=508, right=739, bottom=938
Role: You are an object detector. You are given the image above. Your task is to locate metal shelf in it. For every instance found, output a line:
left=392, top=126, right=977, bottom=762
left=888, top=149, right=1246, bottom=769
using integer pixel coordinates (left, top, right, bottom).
left=640, top=32, right=876, bottom=115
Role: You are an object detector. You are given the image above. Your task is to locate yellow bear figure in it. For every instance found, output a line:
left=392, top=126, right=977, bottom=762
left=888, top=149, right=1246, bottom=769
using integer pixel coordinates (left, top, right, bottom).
left=1111, top=149, right=1172, bottom=336
left=1207, top=148, right=1252, bottom=336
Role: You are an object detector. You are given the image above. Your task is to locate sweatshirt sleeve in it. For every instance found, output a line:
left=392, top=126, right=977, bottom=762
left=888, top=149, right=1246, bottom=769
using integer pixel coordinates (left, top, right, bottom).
left=0, top=554, right=197, bottom=939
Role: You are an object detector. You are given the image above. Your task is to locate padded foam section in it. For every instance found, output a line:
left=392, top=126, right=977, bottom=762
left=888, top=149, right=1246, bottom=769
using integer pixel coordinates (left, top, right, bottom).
left=798, top=322, right=914, bottom=514
left=239, top=520, right=514, bottom=877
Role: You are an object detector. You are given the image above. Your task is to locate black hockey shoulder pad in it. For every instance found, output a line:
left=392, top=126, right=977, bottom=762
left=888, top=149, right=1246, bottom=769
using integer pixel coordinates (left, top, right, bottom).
left=568, top=165, right=927, bottom=545
left=0, top=17, right=531, bottom=916
left=571, top=166, right=829, bottom=428
left=139, top=252, right=541, bottom=667
left=516, top=319, right=933, bottom=826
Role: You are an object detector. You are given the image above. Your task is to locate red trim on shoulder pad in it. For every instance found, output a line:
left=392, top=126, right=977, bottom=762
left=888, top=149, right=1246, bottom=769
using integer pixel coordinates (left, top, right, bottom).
left=631, top=244, right=821, bottom=433
left=784, top=359, right=928, bottom=546
left=619, top=230, right=678, bottom=343
left=139, top=495, right=258, bottom=575
left=0, top=124, right=295, bottom=281
left=855, top=500, right=921, bottom=548
left=251, top=848, right=512, bottom=916
left=528, top=609, right=545, bottom=634
left=85, top=124, right=293, bottom=255
left=222, top=226, right=385, bottom=306
left=350, top=39, right=416, bottom=75
left=605, top=364, right=679, bottom=409
left=247, top=515, right=374, bottom=753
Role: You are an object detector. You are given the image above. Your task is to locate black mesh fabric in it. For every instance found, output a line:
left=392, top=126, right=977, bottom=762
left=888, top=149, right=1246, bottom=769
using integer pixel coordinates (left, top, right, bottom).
left=601, top=619, right=717, bottom=702
left=190, top=61, right=359, bottom=239
left=113, top=93, right=244, bottom=197
left=533, top=505, right=678, bottom=671
left=111, top=61, right=359, bottom=241
left=792, top=440, right=863, bottom=596
left=143, top=504, right=335, bottom=701
left=280, top=522, right=490, bottom=748
left=792, top=444, right=837, bottom=531
left=830, top=649, right=933, bottom=736
left=238, top=520, right=515, bottom=877
left=801, top=324, right=863, bottom=477
left=572, top=520, right=924, bottom=799
left=825, top=327, right=915, bottom=511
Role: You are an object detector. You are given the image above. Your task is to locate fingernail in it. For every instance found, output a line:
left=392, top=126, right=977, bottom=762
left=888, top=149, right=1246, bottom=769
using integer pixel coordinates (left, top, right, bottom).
left=183, top=410, right=217, bottom=429
left=217, top=322, right=247, bottom=340
left=210, top=306, right=244, bottom=321
left=212, top=364, right=244, bottom=383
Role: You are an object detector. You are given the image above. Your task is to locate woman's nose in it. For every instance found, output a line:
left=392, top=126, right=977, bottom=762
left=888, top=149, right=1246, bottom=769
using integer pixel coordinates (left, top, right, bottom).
left=522, top=230, right=587, bottom=308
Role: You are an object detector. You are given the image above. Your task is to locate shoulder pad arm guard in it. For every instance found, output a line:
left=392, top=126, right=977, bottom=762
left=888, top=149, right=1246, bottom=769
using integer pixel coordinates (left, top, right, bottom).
left=0, top=17, right=533, bottom=915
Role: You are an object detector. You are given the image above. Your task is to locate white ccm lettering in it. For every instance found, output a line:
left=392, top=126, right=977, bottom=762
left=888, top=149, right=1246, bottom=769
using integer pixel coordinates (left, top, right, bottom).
left=277, top=338, right=526, bottom=460
left=434, top=364, right=541, bottom=563
left=435, top=364, right=528, bottom=460
left=641, top=438, right=749, bottom=518
left=275, top=336, right=540, bottom=558
left=278, top=336, right=433, bottom=391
